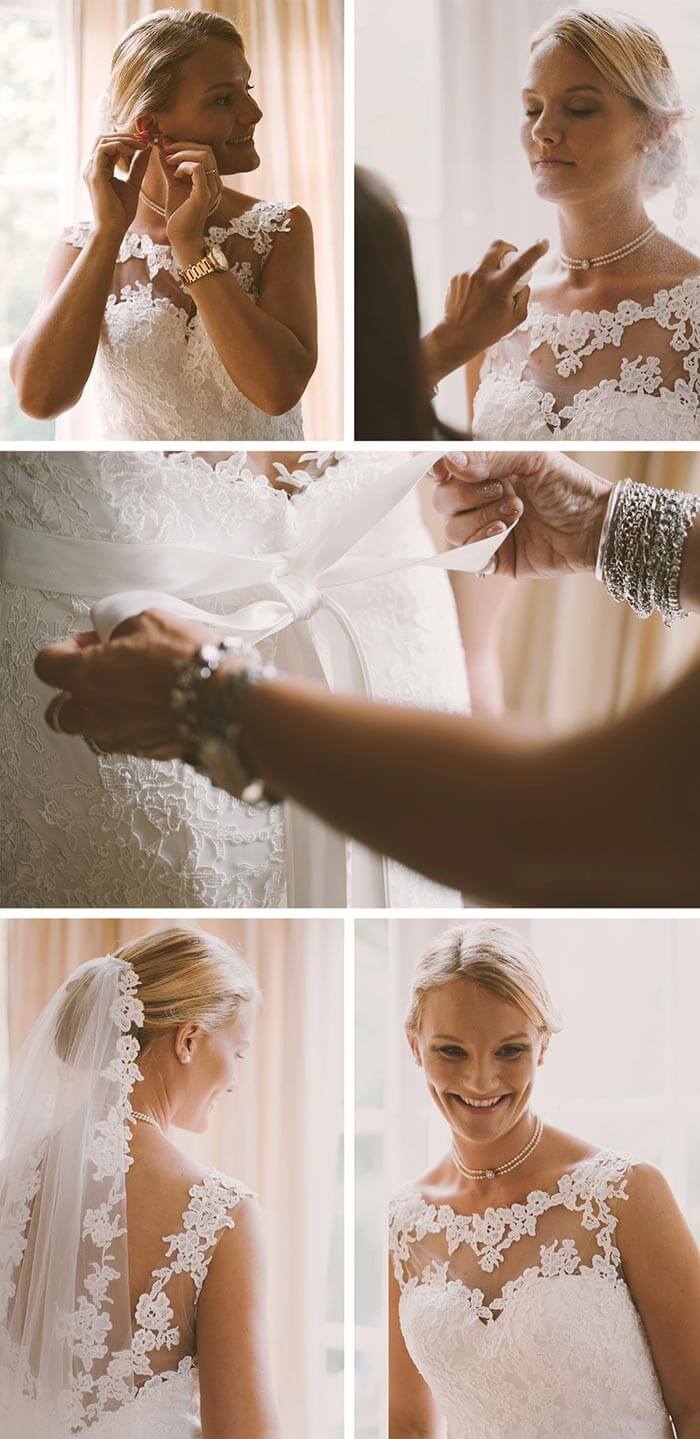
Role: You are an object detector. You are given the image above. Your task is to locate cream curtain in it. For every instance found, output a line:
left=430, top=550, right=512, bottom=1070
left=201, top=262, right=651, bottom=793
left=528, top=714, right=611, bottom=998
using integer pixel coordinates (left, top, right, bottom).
left=72, top=0, right=343, bottom=438
left=501, top=451, right=700, bottom=727
left=3, top=915, right=343, bottom=1439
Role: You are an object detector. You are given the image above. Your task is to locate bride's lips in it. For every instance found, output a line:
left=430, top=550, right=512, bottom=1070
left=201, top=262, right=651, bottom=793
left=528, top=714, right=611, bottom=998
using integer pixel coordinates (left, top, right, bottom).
left=227, top=132, right=256, bottom=147
left=450, top=1092, right=511, bottom=1116
left=533, top=158, right=575, bottom=167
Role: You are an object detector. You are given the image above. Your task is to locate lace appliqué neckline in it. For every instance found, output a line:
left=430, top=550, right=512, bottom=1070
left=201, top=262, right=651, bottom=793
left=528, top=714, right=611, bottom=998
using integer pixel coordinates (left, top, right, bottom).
left=391, top=1151, right=630, bottom=1274
left=390, top=1151, right=631, bottom=1330
left=478, top=276, right=700, bottom=437
left=65, top=200, right=292, bottom=282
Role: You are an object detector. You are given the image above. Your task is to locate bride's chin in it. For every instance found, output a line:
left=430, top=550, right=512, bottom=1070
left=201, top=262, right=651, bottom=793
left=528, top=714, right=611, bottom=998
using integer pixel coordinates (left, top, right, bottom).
left=218, top=147, right=261, bottom=177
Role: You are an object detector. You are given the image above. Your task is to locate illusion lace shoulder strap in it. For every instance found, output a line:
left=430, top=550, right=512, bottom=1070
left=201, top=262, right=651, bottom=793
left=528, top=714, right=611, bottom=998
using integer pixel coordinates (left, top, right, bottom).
left=131, top=1170, right=255, bottom=1378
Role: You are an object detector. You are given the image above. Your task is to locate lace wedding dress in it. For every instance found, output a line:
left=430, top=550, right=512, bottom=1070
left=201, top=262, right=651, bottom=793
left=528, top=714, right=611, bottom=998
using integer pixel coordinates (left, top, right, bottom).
left=473, top=276, right=700, bottom=439
left=0, top=957, right=256, bottom=1437
left=389, top=1151, right=672, bottom=1438
left=62, top=202, right=304, bottom=440
left=0, top=449, right=470, bottom=907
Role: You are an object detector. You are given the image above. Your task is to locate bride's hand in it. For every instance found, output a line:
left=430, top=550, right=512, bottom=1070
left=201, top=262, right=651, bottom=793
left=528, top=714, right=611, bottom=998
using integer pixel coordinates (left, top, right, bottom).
left=158, top=141, right=223, bottom=258
left=84, top=133, right=151, bottom=239
left=432, top=451, right=612, bottom=578
left=34, top=610, right=217, bottom=759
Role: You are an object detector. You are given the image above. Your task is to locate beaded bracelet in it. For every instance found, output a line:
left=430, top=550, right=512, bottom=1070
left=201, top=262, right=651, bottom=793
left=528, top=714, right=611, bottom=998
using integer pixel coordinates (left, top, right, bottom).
left=171, top=635, right=279, bottom=805
left=596, top=478, right=700, bottom=626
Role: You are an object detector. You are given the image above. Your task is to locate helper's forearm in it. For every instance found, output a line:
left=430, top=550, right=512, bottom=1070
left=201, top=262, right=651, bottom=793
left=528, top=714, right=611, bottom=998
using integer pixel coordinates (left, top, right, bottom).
left=11, top=229, right=121, bottom=419
left=421, top=323, right=471, bottom=391
left=233, top=664, right=699, bottom=905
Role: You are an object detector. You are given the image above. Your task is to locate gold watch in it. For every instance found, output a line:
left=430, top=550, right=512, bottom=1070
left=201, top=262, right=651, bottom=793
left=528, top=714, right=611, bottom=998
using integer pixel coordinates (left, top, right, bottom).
left=178, top=243, right=230, bottom=288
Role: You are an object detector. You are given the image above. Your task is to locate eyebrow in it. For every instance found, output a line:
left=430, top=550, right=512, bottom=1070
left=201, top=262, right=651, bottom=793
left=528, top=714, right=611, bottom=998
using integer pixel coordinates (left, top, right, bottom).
left=204, top=82, right=240, bottom=93
left=432, top=1031, right=530, bottom=1043
left=522, top=84, right=602, bottom=96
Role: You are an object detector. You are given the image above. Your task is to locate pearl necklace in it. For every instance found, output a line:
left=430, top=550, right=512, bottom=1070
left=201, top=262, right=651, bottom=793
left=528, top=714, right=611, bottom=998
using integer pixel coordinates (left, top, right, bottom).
left=140, top=190, right=220, bottom=221
left=451, top=1115, right=544, bottom=1181
left=130, top=1109, right=163, bottom=1132
left=561, top=220, right=657, bottom=271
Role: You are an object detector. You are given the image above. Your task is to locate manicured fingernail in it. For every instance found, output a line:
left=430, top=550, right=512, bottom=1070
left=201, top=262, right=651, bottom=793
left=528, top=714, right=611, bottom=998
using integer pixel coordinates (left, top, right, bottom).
left=446, top=451, right=468, bottom=465
left=487, top=522, right=506, bottom=537
left=500, top=500, right=520, bottom=517
left=481, top=481, right=502, bottom=498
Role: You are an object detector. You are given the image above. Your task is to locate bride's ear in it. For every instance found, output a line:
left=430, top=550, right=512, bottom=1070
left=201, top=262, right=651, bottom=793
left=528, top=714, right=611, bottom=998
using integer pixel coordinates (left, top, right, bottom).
left=537, top=1033, right=550, bottom=1066
left=135, top=112, right=159, bottom=143
left=640, top=114, right=668, bottom=157
left=406, top=1028, right=423, bottom=1067
left=174, top=1023, right=199, bottom=1064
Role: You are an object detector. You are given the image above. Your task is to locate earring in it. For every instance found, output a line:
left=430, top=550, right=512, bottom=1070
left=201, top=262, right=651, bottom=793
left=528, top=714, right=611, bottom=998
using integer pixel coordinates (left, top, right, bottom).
left=642, top=143, right=651, bottom=154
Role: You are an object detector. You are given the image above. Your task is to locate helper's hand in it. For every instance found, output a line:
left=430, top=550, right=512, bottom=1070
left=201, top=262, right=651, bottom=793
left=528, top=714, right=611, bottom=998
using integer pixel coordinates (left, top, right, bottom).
left=432, top=450, right=611, bottom=578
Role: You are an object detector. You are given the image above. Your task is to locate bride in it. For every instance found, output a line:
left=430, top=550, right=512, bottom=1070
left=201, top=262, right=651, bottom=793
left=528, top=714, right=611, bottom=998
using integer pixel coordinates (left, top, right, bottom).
left=389, top=923, right=700, bottom=1437
left=0, top=448, right=476, bottom=908
left=0, top=926, right=280, bottom=1437
left=9, top=10, right=316, bottom=441
left=469, top=7, right=700, bottom=440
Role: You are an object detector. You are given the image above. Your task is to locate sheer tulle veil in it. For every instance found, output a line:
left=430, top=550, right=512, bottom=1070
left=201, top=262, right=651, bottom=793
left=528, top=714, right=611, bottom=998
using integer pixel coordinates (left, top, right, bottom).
left=0, top=957, right=146, bottom=1436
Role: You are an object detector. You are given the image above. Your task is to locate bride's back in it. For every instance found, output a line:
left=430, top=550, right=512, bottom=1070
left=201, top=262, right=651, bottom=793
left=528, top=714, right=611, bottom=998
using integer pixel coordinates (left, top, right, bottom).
left=125, top=1127, right=251, bottom=1386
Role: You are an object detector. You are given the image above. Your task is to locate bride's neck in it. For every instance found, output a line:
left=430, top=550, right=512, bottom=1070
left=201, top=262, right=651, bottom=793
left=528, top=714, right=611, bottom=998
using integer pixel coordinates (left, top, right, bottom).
left=134, top=151, right=170, bottom=236
left=556, top=190, right=651, bottom=264
left=451, top=1107, right=538, bottom=1176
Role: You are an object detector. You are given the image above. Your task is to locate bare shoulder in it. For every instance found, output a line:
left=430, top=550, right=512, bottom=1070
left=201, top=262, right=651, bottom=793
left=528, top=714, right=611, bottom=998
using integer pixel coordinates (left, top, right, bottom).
left=622, top=1160, right=679, bottom=1214
left=539, top=1122, right=602, bottom=1168
left=651, top=233, right=700, bottom=280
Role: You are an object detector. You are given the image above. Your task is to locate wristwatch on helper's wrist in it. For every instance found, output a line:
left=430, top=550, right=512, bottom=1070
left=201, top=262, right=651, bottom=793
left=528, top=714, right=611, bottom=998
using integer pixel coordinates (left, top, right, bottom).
left=178, top=243, right=230, bottom=288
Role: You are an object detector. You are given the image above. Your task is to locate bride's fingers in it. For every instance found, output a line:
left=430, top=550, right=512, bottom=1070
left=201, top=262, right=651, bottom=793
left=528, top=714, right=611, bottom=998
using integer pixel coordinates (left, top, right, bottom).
left=125, top=145, right=151, bottom=192
left=171, top=159, right=218, bottom=205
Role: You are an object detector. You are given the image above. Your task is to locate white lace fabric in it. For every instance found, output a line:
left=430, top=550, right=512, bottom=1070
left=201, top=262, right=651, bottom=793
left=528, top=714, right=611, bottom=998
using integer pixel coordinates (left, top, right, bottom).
left=389, top=1152, right=672, bottom=1438
left=0, top=450, right=469, bottom=908
left=473, top=277, right=700, bottom=439
left=62, top=202, right=304, bottom=440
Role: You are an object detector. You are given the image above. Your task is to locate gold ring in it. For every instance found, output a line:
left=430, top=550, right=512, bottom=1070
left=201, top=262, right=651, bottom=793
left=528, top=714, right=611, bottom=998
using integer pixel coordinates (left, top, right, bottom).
left=48, top=694, right=72, bottom=736
left=84, top=736, right=110, bottom=757
left=205, top=168, right=217, bottom=175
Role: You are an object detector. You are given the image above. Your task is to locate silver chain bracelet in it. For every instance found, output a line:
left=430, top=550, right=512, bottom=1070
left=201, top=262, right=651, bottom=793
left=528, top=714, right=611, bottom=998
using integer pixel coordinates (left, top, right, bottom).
left=596, top=478, right=700, bottom=626
left=171, top=635, right=279, bottom=805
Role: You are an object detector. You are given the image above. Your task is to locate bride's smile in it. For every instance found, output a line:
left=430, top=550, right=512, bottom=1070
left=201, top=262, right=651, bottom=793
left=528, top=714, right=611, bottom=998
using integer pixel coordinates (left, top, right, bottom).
left=409, top=974, right=545, bottom=1160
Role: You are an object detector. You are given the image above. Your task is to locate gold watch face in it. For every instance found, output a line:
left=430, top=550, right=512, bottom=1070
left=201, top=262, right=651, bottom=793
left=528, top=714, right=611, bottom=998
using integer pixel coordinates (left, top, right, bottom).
left=210, top=244, right=229, bottom=272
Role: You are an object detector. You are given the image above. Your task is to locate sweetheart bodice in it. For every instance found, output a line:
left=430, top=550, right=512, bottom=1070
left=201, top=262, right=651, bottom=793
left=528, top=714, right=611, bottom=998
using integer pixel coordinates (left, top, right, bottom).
left=389, top=1152, right=672, bottom=1438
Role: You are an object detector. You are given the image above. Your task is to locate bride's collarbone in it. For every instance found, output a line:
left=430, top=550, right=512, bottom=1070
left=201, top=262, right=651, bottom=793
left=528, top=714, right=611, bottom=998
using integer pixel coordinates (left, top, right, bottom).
left=530, top=251, right=700, bottom=316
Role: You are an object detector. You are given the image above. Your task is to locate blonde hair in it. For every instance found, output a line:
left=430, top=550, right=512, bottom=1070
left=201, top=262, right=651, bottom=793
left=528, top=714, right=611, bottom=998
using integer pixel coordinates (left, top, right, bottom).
left=406, top=922, right=561, bottom=1038
left=530, top=7, right=686, bottom=190
left=109, top=9, right=244, bottom=130
left=55, top=927, right=259, bottom=1060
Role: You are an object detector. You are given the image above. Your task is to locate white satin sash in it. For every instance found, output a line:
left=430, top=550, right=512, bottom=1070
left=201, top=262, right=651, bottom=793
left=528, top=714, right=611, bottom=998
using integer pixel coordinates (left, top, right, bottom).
left=1, top=454, right=514, bottom=906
